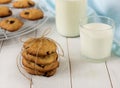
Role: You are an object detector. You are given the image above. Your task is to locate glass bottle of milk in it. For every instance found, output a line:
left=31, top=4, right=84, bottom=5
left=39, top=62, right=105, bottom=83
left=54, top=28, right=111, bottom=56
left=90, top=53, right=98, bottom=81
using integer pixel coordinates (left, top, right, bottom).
left=55, top=0, right=87, bottom=37
left=80, top=16, right=115, bottom=62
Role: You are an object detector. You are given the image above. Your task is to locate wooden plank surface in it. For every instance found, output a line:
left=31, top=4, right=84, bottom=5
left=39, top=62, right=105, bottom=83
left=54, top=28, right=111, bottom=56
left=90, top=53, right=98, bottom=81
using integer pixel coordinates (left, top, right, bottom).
left=0, top=41, right=3, bottom=52
left=106, top=56, right=120, bottom=88
left=0, top=32, right=36, bottom=88
left=67, top=38, right=112, bottom=88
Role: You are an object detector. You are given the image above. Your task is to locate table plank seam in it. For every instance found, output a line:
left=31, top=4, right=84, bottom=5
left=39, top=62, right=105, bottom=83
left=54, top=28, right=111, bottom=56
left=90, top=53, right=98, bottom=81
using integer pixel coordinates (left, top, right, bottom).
left=67, top=38, right=73, bottom=88
left=105, top=61, right=114, bottom=88
left=0, top=41, right=4, bottom=54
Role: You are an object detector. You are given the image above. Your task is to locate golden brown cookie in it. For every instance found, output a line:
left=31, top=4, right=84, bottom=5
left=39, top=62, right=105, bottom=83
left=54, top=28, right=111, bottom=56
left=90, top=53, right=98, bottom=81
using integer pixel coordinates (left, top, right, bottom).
left=0, top=6, right=12, bottom=17
left=23, top=38, right=57, bottom=56
left=20, top=8, right=44, bottom=20
left=22, top=50, right=58, bottom=65
left=0, top=0, right=11, bottom=4
left=22, top=58, right=59, bottom=72
left=13, top=0, right=35, bottom=8
left=0, top=17, right=23, bottom=32
left=24, top=66, right=44, bottom=76
left=24, top=66, right=57, bottom=77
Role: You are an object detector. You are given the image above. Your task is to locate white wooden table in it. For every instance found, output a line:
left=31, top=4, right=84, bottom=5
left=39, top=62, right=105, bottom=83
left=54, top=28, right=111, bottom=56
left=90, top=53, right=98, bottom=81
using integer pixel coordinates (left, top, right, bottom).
left=0, top=18, right=120, bottom=88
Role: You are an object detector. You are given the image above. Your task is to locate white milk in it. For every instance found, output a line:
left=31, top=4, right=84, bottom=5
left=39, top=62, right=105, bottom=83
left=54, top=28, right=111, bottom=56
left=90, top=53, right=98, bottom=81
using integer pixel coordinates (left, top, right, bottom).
left=56, top=0, right=87, bottom=37
left=80, top=23, right=113, bottom=60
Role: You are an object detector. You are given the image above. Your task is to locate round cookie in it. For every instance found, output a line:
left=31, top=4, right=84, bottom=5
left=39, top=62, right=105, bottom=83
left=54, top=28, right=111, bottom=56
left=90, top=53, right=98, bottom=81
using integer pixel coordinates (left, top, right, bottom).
left=0, top=17, right=23, bottom=32
left=0, top=0, right=11, bottom=4
left=24, top=66, right=44, bottom=76
left=22, top=58, right=59, bottom=72
left=13, top=0, right=35, bottom=8
left=20, top=8, right=44, bottom=20
left=0, top=6, right=12, bottom=17
left=22, top=50, right=58, bottom=65
left=24, top=66, right=57, bottom=77
left=23, top=38, right=57, bottom=56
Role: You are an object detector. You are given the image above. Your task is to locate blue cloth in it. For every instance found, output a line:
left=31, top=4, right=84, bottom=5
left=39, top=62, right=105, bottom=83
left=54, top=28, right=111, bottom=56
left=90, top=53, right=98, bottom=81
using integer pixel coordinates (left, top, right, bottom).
left=88, top=0, right=120, bottom=56
left=35, top=0, right=55, bottom=16
left=38, top=0, right=97, bottom=16
left=39, top=0, right=120, bottom=56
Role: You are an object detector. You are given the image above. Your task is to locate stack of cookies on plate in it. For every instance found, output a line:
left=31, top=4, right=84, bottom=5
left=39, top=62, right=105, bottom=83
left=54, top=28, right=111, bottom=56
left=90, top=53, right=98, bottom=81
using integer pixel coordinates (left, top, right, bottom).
left=22, top=37, right=59, bottom=77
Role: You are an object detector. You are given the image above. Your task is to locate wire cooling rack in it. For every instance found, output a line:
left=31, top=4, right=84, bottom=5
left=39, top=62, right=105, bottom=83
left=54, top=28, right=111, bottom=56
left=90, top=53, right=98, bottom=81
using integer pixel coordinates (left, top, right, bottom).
left=0, top=16, right=48, bottom=41
left=0, top=0, right=49, bottom=41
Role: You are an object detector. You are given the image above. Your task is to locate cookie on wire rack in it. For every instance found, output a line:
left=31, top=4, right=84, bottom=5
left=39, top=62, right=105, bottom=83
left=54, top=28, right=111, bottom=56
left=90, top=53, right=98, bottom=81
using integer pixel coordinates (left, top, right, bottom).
left=0, top=0, right=11, bottom=4
left=13, top=0, right=35, bottom=8
left=0, top=6, right=12, bottom=17
left=20, top=8, right=44, bottom=20
left=0, top=17, right=24, bottom=32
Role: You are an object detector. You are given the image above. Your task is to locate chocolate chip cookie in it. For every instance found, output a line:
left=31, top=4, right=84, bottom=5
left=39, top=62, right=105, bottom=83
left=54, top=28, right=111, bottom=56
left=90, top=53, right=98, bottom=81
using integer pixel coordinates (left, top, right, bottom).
left=20, top=8, right=44, bottom=20
left=22, top=58, right=59, bottom=72
left=13, top=0, right=35, bottom=8
left=22, top=50, right=58, bottom=65
left=24, top=66, right=57, bottom=77
left=23, top=37, right=57, bottom=56
left=0, top=0, right=11, bottom=4
left=0, top=17, right=24, bottom=32
left=0, top=6, right=12, bottom=17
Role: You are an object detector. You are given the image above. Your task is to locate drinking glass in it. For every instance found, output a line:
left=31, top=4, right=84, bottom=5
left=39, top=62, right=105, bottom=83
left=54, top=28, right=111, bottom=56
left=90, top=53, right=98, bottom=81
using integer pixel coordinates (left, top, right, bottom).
left=80, top=16, right=115, bottom=62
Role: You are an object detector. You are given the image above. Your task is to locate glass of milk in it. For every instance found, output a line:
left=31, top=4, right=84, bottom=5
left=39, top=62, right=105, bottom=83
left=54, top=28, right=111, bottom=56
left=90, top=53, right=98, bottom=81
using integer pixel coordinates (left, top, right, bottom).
left=80, top=16, right=115, bottom=62
left=55, top=0, right=87, bottom=37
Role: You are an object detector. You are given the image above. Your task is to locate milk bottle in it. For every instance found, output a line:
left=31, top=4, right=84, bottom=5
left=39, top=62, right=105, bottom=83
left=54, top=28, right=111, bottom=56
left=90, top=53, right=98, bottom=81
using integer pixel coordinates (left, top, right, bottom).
left=56, top=0, right=87, bottom=37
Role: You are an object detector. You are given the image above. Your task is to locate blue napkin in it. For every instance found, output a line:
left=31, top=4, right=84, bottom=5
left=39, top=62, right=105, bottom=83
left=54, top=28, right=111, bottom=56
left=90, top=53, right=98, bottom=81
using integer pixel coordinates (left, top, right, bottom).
left=37, top=0, right=97, bottom=17
left=35, top=0, right=55, bottom=16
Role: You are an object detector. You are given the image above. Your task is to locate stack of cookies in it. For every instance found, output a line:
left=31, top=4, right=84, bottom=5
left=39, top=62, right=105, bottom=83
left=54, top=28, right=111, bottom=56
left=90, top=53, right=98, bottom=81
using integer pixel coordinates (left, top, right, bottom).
left=22, top=37, right=59, bottom=77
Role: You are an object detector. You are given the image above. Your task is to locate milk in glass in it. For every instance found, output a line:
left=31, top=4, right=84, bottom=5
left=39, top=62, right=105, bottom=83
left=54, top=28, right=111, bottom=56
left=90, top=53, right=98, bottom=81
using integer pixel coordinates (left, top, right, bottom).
left=56, top=0, right=87, bottom=37
left=80, top=23, right=114, bottom=60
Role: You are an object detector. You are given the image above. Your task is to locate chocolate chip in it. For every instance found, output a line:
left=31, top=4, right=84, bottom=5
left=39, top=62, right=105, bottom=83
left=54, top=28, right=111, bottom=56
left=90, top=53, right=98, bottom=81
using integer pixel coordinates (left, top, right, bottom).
left=43, top=72, right=51, bottom=77
left=24, top=12, right=29, bottom=15
left=25, top=46, right=30, bottom=49
left=38, top=64, right=45, bottom=68
left=9, top=20, right=15, bottom=24
left=28, top=1, right=34, bottom=6
left=43, top=72, right=47, bottom=77
left=46, top=51, right=50, bottom=55
left=41, top=65, right=45, bottom=68
left=8, top=10, right=12, bottom=14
